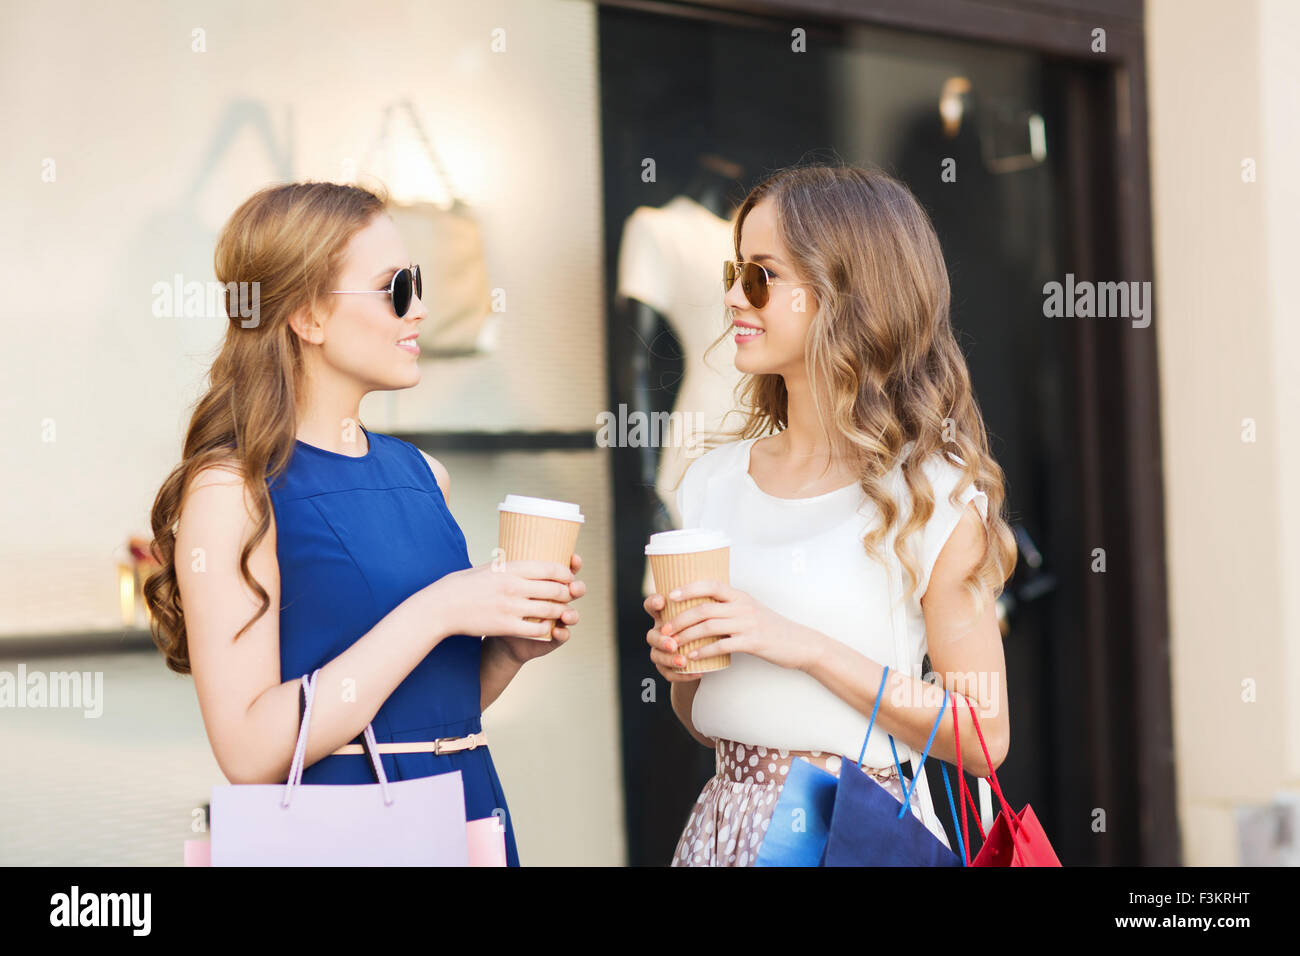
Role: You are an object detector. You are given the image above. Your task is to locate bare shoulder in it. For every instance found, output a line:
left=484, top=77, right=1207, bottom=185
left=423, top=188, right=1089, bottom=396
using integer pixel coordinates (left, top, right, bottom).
left=926, top=502, right=986, bottom=596
left=417, top=448, right=451, bottom=502
left=178, top=454, right=275, bottom=546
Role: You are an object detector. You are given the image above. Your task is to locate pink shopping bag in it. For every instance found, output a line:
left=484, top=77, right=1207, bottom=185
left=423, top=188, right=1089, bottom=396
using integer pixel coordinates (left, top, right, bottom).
left=186, top=816, right=504, bottom=867
left=467, top=816, right=508, bottom=867
left=208, top=668, right=470, bottom=866
left=183, top=838, right=210, bottom=867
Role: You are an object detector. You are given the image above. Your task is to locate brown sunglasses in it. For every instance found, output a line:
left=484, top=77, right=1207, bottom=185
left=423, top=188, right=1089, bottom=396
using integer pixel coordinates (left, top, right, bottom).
left=722, top=260, right=801, bottom=309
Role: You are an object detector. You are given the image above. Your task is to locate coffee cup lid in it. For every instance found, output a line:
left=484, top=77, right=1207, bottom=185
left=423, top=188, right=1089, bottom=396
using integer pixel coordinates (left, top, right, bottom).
left=644, top=528, right=730, bottom=555
left=498, top=494, right=584, bottom=522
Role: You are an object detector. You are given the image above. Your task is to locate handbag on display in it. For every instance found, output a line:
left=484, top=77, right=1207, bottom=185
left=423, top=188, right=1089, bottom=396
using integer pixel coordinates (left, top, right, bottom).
left=359, top=98, right=496, bottom=357
left=949, top=694, right=1062, bottom=867
left=207, top=667, right=471, bottom=866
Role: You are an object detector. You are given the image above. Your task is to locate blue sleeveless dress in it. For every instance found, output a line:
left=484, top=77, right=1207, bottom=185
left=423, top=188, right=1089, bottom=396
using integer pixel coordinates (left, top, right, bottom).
left=267, top=424, right=520, bottom=866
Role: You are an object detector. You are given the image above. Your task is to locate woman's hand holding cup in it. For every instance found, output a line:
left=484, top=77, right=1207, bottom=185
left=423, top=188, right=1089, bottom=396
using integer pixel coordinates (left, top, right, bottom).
left=644, top=529, right=731, bottom=673
left=431, top=556, right=578, bottom=646
left=494, top=552, right=585, bottom=664
left=645, top=591, right=700, bottom=682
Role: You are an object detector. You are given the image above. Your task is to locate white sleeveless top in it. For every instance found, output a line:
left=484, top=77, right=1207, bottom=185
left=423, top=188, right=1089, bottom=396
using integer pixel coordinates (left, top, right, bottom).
left=678, top=437, right=989, bottom=776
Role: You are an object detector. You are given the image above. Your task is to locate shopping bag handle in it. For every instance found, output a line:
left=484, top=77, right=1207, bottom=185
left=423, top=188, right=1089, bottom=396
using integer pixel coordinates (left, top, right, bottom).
left=856, top=665, right=954, bottom=823
left=952, top=694, right=978, bottom=864
left=948, top=693, right=1006, bottom=863
left=855, top=665, right=906, bottom=780
left=953, top=694, right=1030, bottom=863
left=891, top=687, right=948, bottom=821
left=937, top=759, right=967, bottom=865
left=283, top=669, right=393, bottom=808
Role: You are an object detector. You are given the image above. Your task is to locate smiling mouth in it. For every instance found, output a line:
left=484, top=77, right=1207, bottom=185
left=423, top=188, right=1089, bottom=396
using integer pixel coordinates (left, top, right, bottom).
left=397, top=336, right=419, bottom=354
left=733, top=324, right=764, bottom=339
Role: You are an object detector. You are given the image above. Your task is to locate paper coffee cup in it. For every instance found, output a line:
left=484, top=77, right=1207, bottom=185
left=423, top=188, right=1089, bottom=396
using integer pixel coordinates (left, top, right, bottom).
left=645, top=529, right=731, bottom=673
left=497, top=495, right=584, bottom=640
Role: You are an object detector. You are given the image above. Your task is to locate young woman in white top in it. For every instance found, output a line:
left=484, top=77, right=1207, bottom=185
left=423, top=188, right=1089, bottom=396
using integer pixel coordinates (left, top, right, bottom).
left=644, top=163, right=1018, bottom=866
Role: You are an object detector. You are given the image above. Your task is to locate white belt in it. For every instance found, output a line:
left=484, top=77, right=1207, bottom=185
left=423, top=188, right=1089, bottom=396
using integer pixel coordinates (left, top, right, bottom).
left=331, top=730, right=487, bottom=756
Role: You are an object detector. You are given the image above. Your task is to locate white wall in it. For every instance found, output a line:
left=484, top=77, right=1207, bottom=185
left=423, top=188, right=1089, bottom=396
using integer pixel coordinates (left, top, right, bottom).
left=1260, top=0, right=1300, bottom=795
left=1147, top=0, right=1300, bottom=865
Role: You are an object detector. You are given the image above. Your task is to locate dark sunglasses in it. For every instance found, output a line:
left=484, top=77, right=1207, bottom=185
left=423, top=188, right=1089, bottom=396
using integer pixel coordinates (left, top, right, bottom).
left=722, top=259, right=800, bottom=309
left=330, top=264, right=423, bottom=318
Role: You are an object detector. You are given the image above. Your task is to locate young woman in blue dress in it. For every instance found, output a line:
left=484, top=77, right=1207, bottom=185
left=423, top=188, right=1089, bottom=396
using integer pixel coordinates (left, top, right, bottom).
left=145, top=181, right=583, bottom=865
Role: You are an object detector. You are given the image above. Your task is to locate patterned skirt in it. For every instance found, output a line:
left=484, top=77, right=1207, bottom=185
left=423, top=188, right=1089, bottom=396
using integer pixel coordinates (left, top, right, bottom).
left=671, top=738, right=926, bottom=867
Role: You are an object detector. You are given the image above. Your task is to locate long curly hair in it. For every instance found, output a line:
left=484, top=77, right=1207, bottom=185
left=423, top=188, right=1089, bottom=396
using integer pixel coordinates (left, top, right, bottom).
left=696, top=162, right=1017, bottom=615
left=144, top=181, right=389, bottom=674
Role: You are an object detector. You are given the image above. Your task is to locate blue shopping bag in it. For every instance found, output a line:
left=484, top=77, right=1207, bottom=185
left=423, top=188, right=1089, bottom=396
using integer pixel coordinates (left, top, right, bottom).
left=755, top=666, right=965, bottom=867
left=823, top=669, right=961, bottom=866
left=752, top=754, right=838, bottom=867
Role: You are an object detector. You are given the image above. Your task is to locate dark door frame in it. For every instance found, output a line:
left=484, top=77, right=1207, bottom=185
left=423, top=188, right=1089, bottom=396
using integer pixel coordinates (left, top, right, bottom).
left=597, top=0, right=1176, bottom=865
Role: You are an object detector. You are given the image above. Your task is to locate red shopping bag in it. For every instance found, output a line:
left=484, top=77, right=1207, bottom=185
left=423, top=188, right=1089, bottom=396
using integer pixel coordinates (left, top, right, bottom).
left=953, top=695, right=1061, bottom=867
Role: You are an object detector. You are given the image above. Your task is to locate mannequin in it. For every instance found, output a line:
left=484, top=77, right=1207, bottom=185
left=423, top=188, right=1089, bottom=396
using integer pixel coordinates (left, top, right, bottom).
left=614, top=155, right=746, bottom=543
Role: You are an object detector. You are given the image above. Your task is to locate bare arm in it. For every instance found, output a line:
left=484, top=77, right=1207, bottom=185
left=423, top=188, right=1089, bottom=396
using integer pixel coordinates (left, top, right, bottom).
left=416, top=447, right=518, bottom=711
left=417, top=446, right=517, bottom=711
left=177, top=463, right=455, bottom=784
left=671, top=679, right=715, bottom=748
left=480, top=551, right=585, bottom=709
left=417, top=448, right=452, bottom=503
left=178, top=461, right=574, bottom=785
left=413, top=447, right=584, bottom=713
left=800, top=503, right=1010, bottom=776
left=480, top=637, right=524, bottom=711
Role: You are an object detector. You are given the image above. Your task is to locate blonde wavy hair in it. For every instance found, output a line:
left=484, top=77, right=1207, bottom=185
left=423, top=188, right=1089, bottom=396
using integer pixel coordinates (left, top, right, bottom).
left=144, top=180, right=389, bottom=674
left=694, top=162, right=1017, bottom=615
